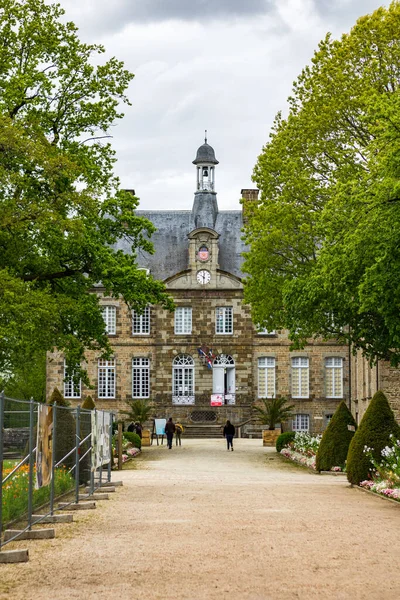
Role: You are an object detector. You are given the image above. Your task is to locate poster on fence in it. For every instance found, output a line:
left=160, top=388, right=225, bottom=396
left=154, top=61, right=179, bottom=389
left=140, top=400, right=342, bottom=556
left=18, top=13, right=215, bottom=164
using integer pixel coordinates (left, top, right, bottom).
left=91, top=410, right=111, bottom=470
left=35, top=404, right=53, bottom=489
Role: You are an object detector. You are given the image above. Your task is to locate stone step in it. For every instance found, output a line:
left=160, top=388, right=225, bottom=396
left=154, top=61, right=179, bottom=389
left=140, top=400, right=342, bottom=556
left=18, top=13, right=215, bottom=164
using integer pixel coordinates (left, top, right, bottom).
left=0, top=549, right=29, bottom=563
left=85, top=486, right=115, bottom=493
left=79, top=493, right=109, bottom=501
left=58, top=502, right=96, bottom=510
left=4, top=528, right=55, bottom=541
left=32, top=514, right=73, bottom=524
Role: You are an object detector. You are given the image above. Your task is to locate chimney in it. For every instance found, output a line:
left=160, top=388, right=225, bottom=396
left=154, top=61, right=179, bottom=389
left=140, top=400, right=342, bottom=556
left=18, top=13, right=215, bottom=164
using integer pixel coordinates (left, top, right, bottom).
left=241, top=188, right=259, bottom=224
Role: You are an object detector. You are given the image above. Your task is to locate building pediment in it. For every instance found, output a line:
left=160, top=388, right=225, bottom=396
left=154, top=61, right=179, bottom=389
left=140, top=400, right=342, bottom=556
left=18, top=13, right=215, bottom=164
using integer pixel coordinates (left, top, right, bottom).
left=165, top=269, right=242, bottom=290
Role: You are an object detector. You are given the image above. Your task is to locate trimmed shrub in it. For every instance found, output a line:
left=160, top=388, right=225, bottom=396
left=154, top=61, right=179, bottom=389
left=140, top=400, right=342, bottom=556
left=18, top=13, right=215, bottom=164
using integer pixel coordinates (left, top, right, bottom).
left=81, top=396, right=96, bottom=410
left=123, top=431, right=141, bottom=449
left=276, top=431, right=296, bottom=453
left=347, top=391, right=400, bottom=485
left=315, top=401, right=356, bottom=472
left=48, top=387, right=76, bottom=471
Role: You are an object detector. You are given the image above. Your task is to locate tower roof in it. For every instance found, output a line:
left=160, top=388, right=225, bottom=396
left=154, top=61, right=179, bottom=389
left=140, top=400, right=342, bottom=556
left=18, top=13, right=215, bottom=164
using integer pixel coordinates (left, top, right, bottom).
left=192, top=141, right=219, bottom=165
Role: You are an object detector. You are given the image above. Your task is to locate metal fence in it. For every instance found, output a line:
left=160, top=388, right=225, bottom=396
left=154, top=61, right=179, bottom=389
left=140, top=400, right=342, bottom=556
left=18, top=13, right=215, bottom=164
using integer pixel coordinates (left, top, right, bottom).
left=0, top=392, right=114, bottom=550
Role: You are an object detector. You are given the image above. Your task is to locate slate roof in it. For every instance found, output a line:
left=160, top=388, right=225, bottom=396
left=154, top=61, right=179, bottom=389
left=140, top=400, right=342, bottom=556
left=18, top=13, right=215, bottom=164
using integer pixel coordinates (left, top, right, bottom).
left=115, top=191, right=247, bottom=281
left=192, top=142, right=219, bottom=165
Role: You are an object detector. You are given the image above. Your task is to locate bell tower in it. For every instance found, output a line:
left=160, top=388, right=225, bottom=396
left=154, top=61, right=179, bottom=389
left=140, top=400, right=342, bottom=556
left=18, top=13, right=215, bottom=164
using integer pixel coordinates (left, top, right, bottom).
left=193, top=131, right=219, bottom=193
left=192, top=133, right=219, bottom=230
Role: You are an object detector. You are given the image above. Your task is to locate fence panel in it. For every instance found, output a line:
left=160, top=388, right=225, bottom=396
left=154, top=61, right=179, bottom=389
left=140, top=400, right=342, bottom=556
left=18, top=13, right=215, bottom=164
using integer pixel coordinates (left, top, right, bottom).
left=0, top=393, right=114, bottom=550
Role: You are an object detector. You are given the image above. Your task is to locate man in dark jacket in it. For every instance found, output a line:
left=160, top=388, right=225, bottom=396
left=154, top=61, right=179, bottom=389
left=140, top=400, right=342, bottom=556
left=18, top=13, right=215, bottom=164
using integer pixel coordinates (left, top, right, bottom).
left=164, top=417, right=176, bottom=449
left=223, top=420, right=235, bottom=451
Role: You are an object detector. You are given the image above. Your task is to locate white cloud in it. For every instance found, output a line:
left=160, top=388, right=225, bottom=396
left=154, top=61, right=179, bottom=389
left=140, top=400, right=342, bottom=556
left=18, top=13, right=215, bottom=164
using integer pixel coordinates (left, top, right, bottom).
left=54, top=0, right=390, bottom=211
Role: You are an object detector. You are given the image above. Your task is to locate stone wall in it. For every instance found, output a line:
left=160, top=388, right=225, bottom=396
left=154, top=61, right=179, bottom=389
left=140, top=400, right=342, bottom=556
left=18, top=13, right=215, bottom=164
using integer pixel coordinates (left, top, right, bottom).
left=46, top=287, right=350, bottom=434
left=3, top=428, right=30, bottom=449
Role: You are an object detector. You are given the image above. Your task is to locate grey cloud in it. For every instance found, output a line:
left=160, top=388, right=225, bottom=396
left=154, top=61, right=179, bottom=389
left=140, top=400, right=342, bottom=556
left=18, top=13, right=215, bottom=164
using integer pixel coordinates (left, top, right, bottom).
left=314, top=0, right=390, bottom=27
left=108, top=0, right=272, bottom=23
left=60, top=0, right=275, bottom=35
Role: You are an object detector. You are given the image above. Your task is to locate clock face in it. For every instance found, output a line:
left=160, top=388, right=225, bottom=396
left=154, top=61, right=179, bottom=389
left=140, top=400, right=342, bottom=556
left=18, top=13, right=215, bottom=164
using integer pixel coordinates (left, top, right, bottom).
left=197, top=269, right=211, bottom=285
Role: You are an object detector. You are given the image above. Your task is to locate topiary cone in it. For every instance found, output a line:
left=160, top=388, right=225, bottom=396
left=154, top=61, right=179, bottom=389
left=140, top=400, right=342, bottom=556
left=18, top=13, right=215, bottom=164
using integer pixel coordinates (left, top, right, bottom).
left=315, top=401, right=356, bottom=472
left=81, top=396, right=96, bottom=410
left=346, top=390, right=400, bottom=485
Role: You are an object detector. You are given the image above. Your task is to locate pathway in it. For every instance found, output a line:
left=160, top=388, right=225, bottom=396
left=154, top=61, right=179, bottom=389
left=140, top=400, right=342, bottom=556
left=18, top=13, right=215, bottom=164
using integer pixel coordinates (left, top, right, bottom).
left=1, top=439, right=400, bottom=599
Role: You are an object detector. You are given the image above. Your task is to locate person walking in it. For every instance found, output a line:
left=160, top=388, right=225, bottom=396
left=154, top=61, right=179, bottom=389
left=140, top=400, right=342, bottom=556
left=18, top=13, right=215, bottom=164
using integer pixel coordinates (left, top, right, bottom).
left=223, top=420, right=235, bottom=451
left=164, top=417, right=176, bottom=449
left=175, top=423, right=183, bottom=446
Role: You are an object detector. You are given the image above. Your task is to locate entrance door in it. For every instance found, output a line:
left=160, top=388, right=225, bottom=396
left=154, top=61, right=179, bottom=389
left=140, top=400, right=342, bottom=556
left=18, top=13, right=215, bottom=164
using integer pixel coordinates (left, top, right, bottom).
left=213, top=355, right=236, bottom=404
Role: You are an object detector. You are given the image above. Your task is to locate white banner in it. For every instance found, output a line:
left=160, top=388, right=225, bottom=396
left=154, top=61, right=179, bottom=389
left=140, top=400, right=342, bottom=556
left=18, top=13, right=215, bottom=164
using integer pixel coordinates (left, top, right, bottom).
left=91, top=410, right=111, bottom=470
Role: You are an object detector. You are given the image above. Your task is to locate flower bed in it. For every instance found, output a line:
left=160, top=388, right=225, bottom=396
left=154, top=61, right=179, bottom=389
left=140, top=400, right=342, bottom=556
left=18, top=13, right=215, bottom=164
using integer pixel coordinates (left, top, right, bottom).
left=360, top=435, right=400, bottom=502
left=360, top=480, right=400, bottom=501
left=279, top=432, right=343, bottom=472
left=2, top=465, right=75, bottom=525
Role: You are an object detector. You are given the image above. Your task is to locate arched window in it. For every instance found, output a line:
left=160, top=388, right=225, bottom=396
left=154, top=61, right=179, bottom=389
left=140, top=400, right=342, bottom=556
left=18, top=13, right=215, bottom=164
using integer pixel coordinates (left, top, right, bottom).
left=213, top=354, right=235, bottom=366
left=213, top=355, right=235, bottom=404
left=172, top=355, right=195, bottom=405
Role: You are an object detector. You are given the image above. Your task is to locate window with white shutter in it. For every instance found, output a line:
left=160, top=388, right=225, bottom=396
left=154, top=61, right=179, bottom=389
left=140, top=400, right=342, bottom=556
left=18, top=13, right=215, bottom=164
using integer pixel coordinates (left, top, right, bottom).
left=291, top=357, right=309, bottom=398
left=325, top=357, right=343, bottom=398
left=258, top=357, right=276, bottom=398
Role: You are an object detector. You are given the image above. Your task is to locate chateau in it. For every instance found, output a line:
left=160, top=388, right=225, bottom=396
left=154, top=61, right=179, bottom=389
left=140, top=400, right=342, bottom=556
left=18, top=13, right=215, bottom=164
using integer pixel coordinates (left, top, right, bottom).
left=47, top=139, right=399, bottom=434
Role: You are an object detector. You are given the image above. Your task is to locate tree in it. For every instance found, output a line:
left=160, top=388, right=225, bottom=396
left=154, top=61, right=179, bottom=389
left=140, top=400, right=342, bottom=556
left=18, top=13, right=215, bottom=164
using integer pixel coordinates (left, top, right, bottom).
left=253, top=397, right=295, bottom=430
left=0, top=0, right=173, bottom=383
left=315, top=401, right=356, bottom=472
left=243, top=2, right=400, bottom=365
left=346, top=391, right=400, bottom=485
left=1, top=348, right=46, bottom=403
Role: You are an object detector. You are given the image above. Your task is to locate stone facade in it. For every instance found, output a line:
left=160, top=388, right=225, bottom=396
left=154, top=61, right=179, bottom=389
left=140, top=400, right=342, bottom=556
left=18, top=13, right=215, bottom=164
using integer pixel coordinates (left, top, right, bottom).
left=350, top=350, right=400, bottom=424
left=46, top=140, right=355, bottom=435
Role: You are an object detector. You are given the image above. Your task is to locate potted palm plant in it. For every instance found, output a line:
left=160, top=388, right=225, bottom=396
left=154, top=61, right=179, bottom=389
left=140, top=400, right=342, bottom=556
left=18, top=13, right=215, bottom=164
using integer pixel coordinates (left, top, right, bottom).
left=121, top=399, right=153, bottom=446
left=253, top=397, right=295, bottom=446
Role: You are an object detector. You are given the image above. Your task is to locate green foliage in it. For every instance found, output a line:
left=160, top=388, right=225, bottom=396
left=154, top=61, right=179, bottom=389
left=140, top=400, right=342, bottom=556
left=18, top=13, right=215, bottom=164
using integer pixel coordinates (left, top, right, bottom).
left=1, top=348, right=46, bottom=403
left=243, top=2, right=400, bottom=365
left=346, top=391, right=400, bottom=484
left=0, top=0, right=173, bottom=384
left=276, top=431, right=296, bottom=453
left=2, top=465, right=74, bottom=526
left=253, top=397, right=295, bottom=430
left=315, top=401, right=356, bottom=472
left=81, top=396, right=96, bottom=410
left=121, top=399, right=153, bottom=426
left=123, top=431, right=141, bottom=449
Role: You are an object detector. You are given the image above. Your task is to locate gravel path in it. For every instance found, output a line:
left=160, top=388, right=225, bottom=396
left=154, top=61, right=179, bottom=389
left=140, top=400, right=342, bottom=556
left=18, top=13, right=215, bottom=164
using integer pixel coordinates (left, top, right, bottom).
left=1, top=439, right=400, bottom=600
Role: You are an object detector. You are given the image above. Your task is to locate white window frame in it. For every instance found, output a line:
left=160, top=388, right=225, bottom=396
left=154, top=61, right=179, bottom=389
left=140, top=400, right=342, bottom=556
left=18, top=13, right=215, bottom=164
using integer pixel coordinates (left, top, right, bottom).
left=172, top=355, right=195, bottom=405
left=63, top=360, right=81, bottom=399
left=291, top=357, right=309, bottom=398
left=293, top=414, right=310, bottom=432
left=102, top=305, right=116, bottom=335
left=174, top=307, right=192, bottom=335
left=257, top=327, right=276, bottom=335
left=325, top=357, right=343, bottom=398
left=132, top=306, right=150, bottom=335
left=258, top=357, right=276, bottom=398
left=132, top=358, right=150, bottom=398
left=98, top=358, right=116, bottom=399
left=215, top=306, right=233, bottom=334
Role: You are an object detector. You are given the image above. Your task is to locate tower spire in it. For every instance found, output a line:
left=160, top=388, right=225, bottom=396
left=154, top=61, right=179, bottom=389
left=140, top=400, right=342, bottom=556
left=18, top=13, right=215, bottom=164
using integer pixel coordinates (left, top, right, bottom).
left=205, top=129, right=207, bottom=143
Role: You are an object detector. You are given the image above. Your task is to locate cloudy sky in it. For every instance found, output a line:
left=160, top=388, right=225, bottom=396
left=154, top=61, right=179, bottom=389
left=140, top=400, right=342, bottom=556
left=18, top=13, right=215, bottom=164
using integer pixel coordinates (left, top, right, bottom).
left=57, top=0, right=388, bottom=210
